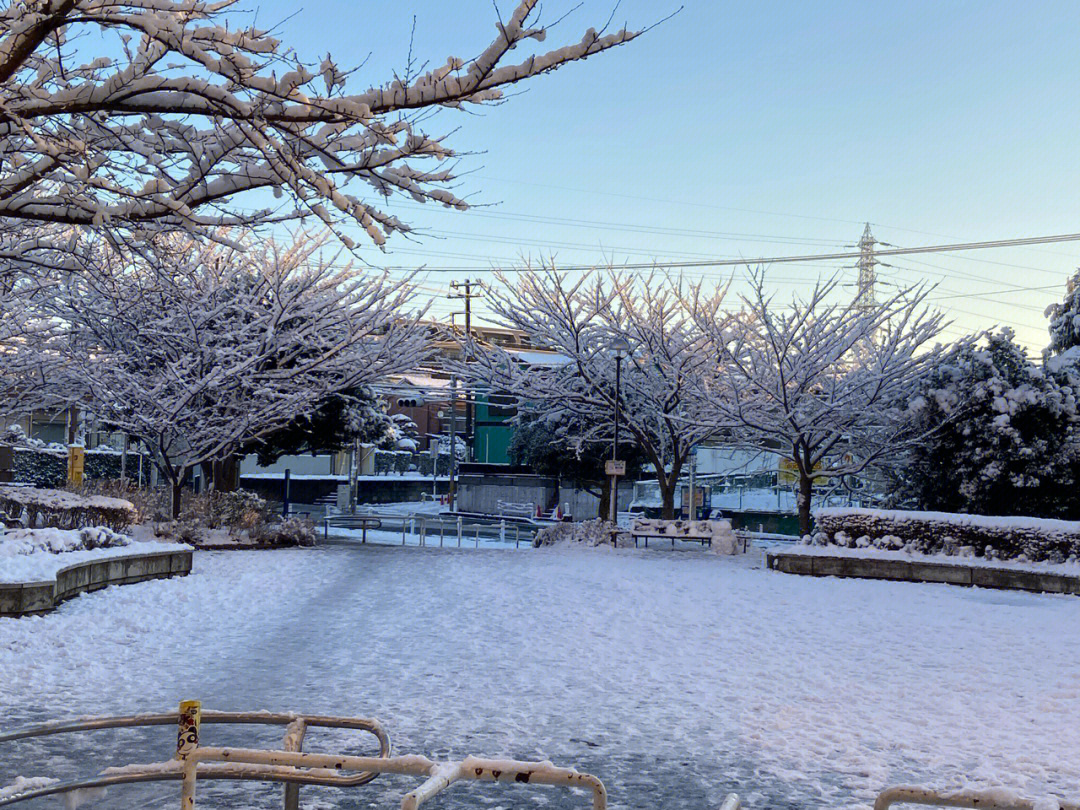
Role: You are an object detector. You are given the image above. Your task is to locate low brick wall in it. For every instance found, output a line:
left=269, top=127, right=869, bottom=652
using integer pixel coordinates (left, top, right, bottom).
left=766, top=550, right=1080, bottom=596
left=0, top=548, right=193, bottom=617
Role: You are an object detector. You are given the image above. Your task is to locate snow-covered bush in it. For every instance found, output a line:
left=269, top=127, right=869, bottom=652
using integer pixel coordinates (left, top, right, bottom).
left=257, top=517, right=316, bottom=547
left=153, top=489, right=313, bottom=547
left=0, top=526, right=132, bottom=558
left=533, top=519, right=627, bottom=548
left=0, top=486, right=136, bottom=531
left=814, top=507, right=1080, bottom=562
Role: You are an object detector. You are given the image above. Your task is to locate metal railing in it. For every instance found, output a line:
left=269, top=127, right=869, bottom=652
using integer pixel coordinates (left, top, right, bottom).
left=323, top=511, right=540, bottom=548
left=0, top=702, right=610, bottom=810
left=874, top=786, right=1079, bottom=810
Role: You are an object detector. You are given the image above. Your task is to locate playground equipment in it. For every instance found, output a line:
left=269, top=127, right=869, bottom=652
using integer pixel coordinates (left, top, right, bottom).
left=2, top=703, right=1074, bottom=810
left=0, top=702, right=613, bottom=810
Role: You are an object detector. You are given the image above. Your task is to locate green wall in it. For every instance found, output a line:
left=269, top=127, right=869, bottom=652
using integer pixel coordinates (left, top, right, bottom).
left=473, top=395, right=515, bottom=464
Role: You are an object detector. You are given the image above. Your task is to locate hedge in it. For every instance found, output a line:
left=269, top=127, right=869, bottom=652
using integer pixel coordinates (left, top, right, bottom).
left=812, top=507, right=1080, bottom=563
left=0, top=486, right=138, bottom=531
left=417, top=452, right=452, bottom=476
left=9, top=445, right=151, bottom=488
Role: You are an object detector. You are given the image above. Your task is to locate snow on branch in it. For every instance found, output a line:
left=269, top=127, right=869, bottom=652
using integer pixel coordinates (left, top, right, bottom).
left=1, top=228, right=431, bottom=488
left=458, top=264, right=724, bottom=517
left=0, top=1, right=639, bottom=242
left=691, top=268, right=951, bottom=532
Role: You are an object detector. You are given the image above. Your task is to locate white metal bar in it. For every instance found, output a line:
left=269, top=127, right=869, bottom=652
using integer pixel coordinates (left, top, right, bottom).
left=401, top=762, right=465, bottom=810
left=281, top=718, right=306, bottom=810
left=187, top=748, right=606, bottom=810
left=180, top=760, right=196, bottom=810
left=874, top=787, right=1080, bottom=810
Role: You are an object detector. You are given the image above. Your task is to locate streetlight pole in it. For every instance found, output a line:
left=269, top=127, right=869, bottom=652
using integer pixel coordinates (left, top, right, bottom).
left=609, top=338, right=629, bottom=524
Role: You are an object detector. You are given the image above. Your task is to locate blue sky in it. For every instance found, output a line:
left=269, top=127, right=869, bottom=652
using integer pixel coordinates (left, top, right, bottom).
left=250, top=1, right=1078, bottom=349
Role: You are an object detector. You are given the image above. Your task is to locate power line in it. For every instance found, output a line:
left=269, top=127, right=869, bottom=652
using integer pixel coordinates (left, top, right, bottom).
left=405, top=232, right=1080, bottom=273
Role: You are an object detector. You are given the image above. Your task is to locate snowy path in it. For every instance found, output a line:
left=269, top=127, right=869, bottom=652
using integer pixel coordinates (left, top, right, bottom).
left=1, top=546, right=1079, bottom=810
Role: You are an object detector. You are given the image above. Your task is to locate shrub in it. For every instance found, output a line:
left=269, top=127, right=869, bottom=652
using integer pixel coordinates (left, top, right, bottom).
left=374, top=449, right=394, bottom=475
left=255, top=516, right=316, bottom=546
left=153, top=489, right=314, bottom=547
left=417, top=452, right=452, bottom=476
left=813, top=507, right=1080, bottom=562
left=0, top=485, right=137, bottom=531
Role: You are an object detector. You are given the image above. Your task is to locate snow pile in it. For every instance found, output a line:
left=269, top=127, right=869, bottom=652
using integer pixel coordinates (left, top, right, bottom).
left=813, top=507, right=1080, bottom=562
left=533, top=518, right=626, bottom=548
left=0, top=486, right=137, bottom=531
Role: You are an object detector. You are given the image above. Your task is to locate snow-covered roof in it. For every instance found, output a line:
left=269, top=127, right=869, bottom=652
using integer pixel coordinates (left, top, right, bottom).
left=503, top=348, right=571, bottom=366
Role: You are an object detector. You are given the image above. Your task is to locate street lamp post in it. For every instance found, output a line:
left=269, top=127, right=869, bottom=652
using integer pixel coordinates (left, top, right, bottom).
left=609, top=337, right=630, bottom=524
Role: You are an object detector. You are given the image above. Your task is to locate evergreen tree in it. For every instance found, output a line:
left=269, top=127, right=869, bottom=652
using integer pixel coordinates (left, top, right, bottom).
left=896, top=329, right=1080, bottom=519
left=1045, top=269, right=1080, bottom=357
left=508, top=411, right=647, bottom=516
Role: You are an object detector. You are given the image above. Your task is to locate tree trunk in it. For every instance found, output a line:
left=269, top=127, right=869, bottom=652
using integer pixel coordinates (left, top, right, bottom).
left=216, top=456, right=239, bottom=492
left=598, top=475, right=612, bottom=521
left=798, top=471, right=813, bottom=537
left=171, top=481, right=184, bottom=519
left=660, top=479, right=676, bottom=520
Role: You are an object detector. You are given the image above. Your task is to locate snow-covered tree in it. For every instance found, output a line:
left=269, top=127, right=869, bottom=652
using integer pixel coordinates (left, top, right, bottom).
left=0, top=1, right=638, bottom=243
left=3, top=230, right=429, bottom=515
left=508, top=408, right=647, bottom=516
left=1046, top=269, right=1080, bottom=358
left=693, top=271, right=949, bottom=536
left=462, top=268, right=721, bottom=518
left=382, top=412, right=420, bottom=452
left=894, top=328, right=1080, bottom=520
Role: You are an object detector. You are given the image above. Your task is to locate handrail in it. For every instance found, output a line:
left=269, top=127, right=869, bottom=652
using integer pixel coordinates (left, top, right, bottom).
left=322, top=512, right=539, bottom=547
left=0, top=703, right=610, bottom=810
left=874, top=786, right=1080, bottom=810
left=0, top=709, right=391, bottom=810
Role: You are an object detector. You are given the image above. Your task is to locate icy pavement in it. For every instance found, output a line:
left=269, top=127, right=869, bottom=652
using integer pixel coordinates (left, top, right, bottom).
left=1, top=545, right=1079, bottom=810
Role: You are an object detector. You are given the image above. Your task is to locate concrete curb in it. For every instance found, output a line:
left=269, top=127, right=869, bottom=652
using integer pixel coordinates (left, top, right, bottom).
left=0, top=548, right=193, bottom=617
left=765, top=550, right=1080, bottom=596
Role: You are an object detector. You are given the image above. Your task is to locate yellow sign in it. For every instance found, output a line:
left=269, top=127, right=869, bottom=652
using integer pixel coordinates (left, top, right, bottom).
left=67, top=446, right=85, bottom=486
left=778, top=456, right=823, bottom=485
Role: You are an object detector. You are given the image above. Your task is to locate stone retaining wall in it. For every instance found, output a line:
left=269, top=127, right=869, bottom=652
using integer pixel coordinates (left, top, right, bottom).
left=0, top=549, right=193, bottom=617
left=766, top=550, right=1080, bottom=596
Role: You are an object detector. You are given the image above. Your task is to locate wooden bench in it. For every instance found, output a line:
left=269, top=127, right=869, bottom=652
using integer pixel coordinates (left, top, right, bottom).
left=629, top=519, right=740, bottom=553
left=631, top=519, right=714, bottom=548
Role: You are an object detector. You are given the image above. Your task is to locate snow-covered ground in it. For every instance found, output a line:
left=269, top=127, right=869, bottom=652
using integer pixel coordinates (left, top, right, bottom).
left=1, top=546, right=1078, bottom=810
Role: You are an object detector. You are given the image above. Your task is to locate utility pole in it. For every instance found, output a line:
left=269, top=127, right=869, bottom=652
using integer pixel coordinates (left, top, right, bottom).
left=855, top=223, right=878, bottom=312
left=449, top=279, right=483, bottom=461
left=448, top=373, right=458, bottom=511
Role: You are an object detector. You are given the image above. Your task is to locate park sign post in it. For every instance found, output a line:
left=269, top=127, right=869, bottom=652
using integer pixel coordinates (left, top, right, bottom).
left=67, top=446, right=85, bottom=486
left=605, top=459, right=626, bottom=477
